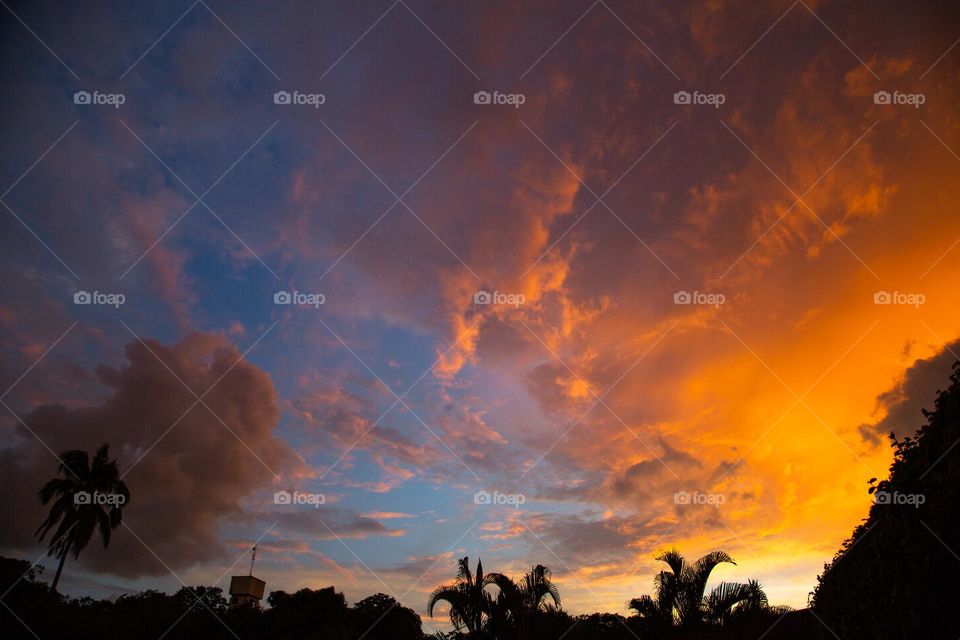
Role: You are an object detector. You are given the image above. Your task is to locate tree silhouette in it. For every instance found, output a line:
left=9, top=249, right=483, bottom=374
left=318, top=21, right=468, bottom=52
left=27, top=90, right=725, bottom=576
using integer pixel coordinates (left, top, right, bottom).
left=427, top=556, right=490, bottom=633
left=34, top=443, right=129, bottom=592
left=484, top=564, right=561, bottom=639
left=265, top=586, right=351, bottom=637
left=629, top=549, right=769, bottom=629
left=352, top=593, right=423, bottom=639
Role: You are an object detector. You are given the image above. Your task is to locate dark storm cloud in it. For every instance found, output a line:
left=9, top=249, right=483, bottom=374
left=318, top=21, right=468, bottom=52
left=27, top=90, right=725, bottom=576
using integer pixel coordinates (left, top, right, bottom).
left=858, top=340, right=960, bottom=446
left=0, top=333, right=299, bottom=577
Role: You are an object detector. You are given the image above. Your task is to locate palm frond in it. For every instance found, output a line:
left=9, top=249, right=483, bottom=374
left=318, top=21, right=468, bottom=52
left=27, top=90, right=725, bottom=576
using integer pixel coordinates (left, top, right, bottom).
left=687, top=550, right=735, bottom=604
left=483, top=572, right=517, bottom=594
left=705, top=581, right=751, bottom=624
left=35, top=493, right=75, bottom=539
left=655, top=549, right=686, bottom=576
left=38, top=478, right=76, bottom=504
left=629, top=595, right=662, bottom=619
left=427, top=585, right=462, bottom=619
left=456, top=556, right=471, bottom=583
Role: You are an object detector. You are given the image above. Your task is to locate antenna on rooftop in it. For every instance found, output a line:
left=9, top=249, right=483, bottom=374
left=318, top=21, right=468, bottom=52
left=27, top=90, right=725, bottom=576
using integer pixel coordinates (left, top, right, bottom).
left=249, top=545, right=257, bottom=576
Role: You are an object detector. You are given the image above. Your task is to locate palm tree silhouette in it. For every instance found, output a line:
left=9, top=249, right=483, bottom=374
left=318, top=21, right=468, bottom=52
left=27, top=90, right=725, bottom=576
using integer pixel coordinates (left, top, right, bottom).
left=485, top=564, right=561, bottom=639
left=427, top=556, right=489, bottom=633
left=704, top=578, right=768, bottom=625
left=630, top=549, right=766, bottom=628
left=34, top=444, right=130, bottom=592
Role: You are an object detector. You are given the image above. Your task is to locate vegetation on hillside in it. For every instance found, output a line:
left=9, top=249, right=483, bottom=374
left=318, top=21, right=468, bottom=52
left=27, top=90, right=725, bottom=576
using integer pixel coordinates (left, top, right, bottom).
left=811, top=362, right=960, bottom=639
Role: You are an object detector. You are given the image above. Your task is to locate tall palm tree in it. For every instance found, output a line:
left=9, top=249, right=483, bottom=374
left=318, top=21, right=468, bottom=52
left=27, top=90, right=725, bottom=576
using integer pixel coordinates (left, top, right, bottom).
left=35, top=444, right=130, bottom=592
left=629, top=549, right=766, bottom=628
left=427, top=557, right=489, bottom=633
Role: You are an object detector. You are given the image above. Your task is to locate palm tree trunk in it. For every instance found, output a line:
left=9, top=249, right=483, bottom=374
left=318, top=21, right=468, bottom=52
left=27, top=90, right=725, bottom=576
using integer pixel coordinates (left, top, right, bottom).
left=51, top=546, right=69, bottom=592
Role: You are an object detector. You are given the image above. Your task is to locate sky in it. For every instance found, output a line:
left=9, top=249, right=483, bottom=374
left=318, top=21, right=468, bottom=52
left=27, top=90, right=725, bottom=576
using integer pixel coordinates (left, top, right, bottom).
left=1, top=0, right=960, bottom=633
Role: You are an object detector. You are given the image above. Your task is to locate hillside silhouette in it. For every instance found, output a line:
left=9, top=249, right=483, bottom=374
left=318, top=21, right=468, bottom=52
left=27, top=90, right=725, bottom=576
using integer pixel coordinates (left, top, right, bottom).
left=811, top=361, right=960, bottom=639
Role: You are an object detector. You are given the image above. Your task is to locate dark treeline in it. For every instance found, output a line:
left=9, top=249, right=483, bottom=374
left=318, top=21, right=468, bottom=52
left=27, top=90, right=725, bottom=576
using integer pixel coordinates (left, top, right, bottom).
left=0, top=553, right=809, bottom=640
left=0, top=565, right=420, bottom=639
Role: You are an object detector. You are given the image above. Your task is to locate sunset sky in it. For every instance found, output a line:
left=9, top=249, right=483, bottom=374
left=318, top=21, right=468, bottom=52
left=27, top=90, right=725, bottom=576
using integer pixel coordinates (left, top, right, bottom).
left=2, top=0, right=960, bottom=633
